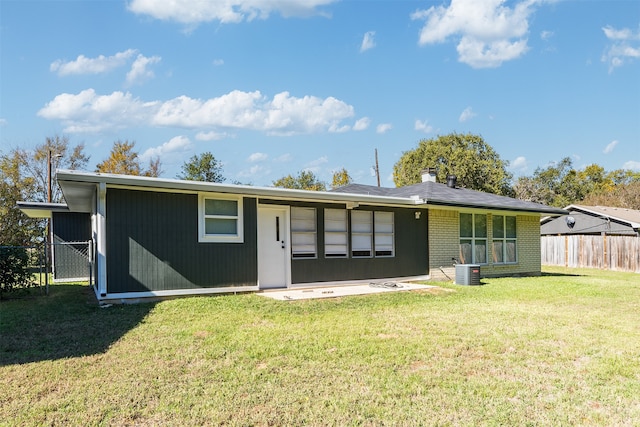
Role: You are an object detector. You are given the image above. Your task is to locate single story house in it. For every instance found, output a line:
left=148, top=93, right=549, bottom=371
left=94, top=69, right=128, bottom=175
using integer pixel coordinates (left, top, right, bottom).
left=541, top=205, right=640, bottom=236
left=21, top=169, right=566, bottom=302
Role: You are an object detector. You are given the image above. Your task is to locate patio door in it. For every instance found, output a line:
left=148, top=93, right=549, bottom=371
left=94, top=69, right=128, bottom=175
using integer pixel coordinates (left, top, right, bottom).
left=257, top=205, right=290, bottom=289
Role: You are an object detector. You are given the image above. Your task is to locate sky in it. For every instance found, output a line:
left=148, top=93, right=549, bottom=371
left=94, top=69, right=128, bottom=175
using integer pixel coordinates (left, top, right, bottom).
left=1, top=0, right=639, bottom=187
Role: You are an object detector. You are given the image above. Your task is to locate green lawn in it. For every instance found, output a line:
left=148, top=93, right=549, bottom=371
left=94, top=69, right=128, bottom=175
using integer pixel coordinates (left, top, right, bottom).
left=1, top=267, right=639, bottom=426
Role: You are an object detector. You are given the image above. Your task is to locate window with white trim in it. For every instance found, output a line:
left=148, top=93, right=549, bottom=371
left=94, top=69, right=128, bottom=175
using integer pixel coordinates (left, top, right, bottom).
left=351, top=210, right=373, bottom=257
left=324, top=208, right=348, bottom=258
left=459, top=213, right=487, bottom=264
left=374, top=211, right=394, bottom=257
left=199, top=194, right=243, bottom=243
left=291, top=207, right=317, bottom=258
left=492, top=215, right=517, bottom=263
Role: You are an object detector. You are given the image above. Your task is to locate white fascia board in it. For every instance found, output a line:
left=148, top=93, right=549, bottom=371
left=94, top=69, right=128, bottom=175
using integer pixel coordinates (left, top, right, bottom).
left=56, top=169, right=420, bottom=208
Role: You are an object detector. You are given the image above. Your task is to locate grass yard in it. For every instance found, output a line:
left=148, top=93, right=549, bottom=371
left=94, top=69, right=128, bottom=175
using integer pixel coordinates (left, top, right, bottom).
left=1, top=267, right=639, bottom=426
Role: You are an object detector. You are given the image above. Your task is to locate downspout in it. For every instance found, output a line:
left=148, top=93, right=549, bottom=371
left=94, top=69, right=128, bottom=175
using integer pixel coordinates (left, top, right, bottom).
left=96, top=182, right=107, bottom=298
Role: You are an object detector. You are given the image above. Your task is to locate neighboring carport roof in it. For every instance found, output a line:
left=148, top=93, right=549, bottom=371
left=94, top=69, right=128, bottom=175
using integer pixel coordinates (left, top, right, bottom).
left=333, top=182, right=568, bottom=215
left=17, top=201, right=69, bottom=219
left=564, top=205, right=640, bottom=229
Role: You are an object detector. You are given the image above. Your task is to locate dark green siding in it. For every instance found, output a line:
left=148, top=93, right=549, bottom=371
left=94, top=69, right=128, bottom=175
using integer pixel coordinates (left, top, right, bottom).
left=265, top=200, right=428, bottom=284
left=52, top=212, right=91, bottom=242
left=106, top=189, right=257, bottom=294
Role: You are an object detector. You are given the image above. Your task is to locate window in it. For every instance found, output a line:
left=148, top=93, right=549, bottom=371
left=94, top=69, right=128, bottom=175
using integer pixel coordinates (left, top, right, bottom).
left=199, top=194, right=243, bottom=243
left=374, top=211, right=394, bottom=257
left=350, top=210, right=394, bottom=258
left=351, top=210, right=373, bottom=257
left=291, top=207, right=317, bottom=258
left=459, top=213, right=487, bottom=264
left=325, top=208, right=348, bottom=257
left=493, top=215, right=517, bottom=263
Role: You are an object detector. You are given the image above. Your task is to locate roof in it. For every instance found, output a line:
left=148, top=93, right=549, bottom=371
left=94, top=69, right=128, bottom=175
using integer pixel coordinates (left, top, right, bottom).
left=540, top=204, right=640, bottom=235
left=564, top=205, right=640, bottom=228
left=55, top=169, right=566, bottom=216
left=333, top=182, right=567, bottom=215
left=16, top=201, right=70, bottom=218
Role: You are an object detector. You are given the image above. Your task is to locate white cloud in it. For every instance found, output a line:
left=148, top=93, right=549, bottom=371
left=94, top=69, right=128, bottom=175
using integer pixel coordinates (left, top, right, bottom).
left=306, top=156, right=328, bottom=169
left=195, top=130, right=229, bottom=141
left=248, top=152, right=268, bottom=162
left=126, top=54, right=161, bottom=86
left=140, top=135, right=193, bottom=161
left=127, top=0, right=337, bottom=25
left=213, top=59, right=225, bottom=66
left=376, top=123, right=392, bottom=134
left=0, top=118, right=7, bottom=126
left=50, top=49, right=137, bottom=76
left=37, top=89, right=158, bottom=133
left=601, top=25, right=640, bottom=72
left=353, top=117, right=370, bottom=131
left=622, top=160, right=640, bottom=171
left=540, top=30, right=553, bottom=41
left=360, top=31, right=376, bottom=52
left=38, top=89, right=356, bottom=136
left=238, top=164, right=270, bottom=178
left=411, top=0, right=539, bottom=68
left=414, top=119, right=433, bottom=133
left=603, top=140, right=619, bottom=154
left=509, top=156, right=528, bottom=172
left=459, top=106, right=476, bottom=122
left=275, top=153, right=293, bottom=162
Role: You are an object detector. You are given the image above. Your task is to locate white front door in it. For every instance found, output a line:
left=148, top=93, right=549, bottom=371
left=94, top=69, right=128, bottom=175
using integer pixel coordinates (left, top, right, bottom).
left=258, top=205, right=290, bottom=289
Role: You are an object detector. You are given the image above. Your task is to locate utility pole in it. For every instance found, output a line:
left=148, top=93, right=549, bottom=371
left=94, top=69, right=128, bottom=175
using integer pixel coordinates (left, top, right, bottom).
left=374, top=148, right=381, bottom=187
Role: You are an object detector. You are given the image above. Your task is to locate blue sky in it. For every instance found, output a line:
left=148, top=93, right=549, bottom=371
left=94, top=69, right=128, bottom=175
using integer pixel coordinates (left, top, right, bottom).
left=1, top=0, right=639, bottom=187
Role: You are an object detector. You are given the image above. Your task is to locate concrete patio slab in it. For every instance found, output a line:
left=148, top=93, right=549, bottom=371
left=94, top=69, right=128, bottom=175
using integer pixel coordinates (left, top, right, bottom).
left=256, top=281, right=437, bottom=301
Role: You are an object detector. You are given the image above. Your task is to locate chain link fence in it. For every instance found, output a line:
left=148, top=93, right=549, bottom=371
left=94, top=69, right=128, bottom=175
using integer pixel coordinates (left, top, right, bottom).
left=1, top=240, right=93, bottom=297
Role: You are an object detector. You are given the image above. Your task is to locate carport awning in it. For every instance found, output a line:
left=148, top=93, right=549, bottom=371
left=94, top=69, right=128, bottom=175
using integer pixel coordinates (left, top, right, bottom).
left=17, top=201, right=70, bottom=218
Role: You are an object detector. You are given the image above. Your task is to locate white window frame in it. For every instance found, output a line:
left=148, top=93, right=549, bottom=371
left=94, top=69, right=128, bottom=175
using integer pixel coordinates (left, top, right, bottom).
left=374, top=211, right=394, bottom=257
left=459, top=212, right=487, bottom=264
left=351, top=210, right=373, bottom=258
left=324, top=208, right=348, bottom=258
left=291, top=207, right=317, bottom=259
left=492, top=215, right=517, bottom=264
left=198, top=193, right=244, bottom=243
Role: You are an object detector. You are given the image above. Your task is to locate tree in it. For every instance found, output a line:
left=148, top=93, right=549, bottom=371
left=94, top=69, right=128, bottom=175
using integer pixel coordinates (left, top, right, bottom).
left=0, top=151, right=40, bottom=245
left=512, top=158, right=629, bottom=208
left=272, top=170, right=326, bottom=191
left=177, top=152, right=225, bottom=183
left=96, top=140, right=162, bottom=177
left=13, top=135, right=89, bottom=204
left=393, top=133, right=513, bottom=196
left=331, top=168, right=352, bottom=189
left=1, top=135, right=89, bottom=245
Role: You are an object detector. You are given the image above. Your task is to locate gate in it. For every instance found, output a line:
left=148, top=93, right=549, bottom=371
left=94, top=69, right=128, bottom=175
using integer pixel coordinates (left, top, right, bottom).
left=51, top=240, right=93, bottom=283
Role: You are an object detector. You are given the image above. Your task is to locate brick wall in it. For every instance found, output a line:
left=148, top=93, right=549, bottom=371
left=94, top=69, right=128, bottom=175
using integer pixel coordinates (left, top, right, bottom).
left=428, top=209, right=541, bottom=280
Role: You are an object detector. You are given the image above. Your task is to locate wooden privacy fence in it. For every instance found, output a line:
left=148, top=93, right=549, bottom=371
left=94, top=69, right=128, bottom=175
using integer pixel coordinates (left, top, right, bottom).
left=541, top=235, right=640, bottom=273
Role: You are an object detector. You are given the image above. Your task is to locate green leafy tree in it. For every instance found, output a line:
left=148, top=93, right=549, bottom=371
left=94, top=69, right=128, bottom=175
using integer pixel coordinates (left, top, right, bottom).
left=96, top=140, right=162, bottom=177
left=512, top=158, right=627, bottom=207
left=393, top=133, right=513, bottom=196
left=273, top=170, right=326, bottom=191
left=1, top=135, right=89, bottom=245
left=331, top=168, right=352, bottom=189
left=177, top=152, right=225, bottom=182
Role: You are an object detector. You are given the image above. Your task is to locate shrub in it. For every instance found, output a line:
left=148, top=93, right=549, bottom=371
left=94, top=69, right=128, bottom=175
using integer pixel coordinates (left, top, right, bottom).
left=0, top=246, right=36, bottom=298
